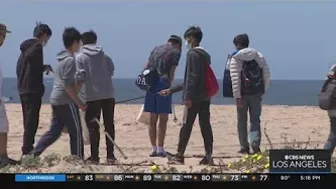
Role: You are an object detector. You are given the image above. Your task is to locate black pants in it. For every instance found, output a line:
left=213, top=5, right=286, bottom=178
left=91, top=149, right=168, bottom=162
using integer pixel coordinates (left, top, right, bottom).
left=20, top=94, right=42, bottom=155
left=85, top=98, right=115, bottom=160
left=177, top=100, right=213, bottom=156
left=32, top=104, right=84, bottom=159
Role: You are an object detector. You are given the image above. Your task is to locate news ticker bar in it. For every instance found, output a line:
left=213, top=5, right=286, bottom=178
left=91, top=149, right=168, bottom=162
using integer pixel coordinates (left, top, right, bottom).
left=11, top=173, right=336, bottom=182
left=14, top=174, right=267, bottom=182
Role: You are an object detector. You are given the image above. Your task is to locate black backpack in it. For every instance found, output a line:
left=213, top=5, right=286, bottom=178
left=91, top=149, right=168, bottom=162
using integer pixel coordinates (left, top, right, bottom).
left=241, top=60, right=265, bottom=95
left=319, top=77, right=336, bottom=110
left=135, top=63, right=159, bottom=93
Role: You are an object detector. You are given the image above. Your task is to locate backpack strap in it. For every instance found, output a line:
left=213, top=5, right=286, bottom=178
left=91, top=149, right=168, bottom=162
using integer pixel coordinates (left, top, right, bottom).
left=224, top=51, right=239, bottom=69
left=224, top=54, right=232, bottom=70
left=321, top=78, right=330, bottom=92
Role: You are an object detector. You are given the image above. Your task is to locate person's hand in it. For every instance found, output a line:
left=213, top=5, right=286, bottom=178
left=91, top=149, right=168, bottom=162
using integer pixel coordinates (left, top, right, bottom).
left=184, top=99, right=192, bottom=108
left=158, top=89, right=171, bottom=96
left=78, top=103, right=87, bottom=112
left=236, top=98, right=243, bottom=108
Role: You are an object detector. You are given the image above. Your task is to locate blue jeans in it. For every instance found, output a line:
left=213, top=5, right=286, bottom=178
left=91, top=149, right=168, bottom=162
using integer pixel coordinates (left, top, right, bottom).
left=144, top=78, right=172, bottom=114
left=236, top=94, right=262, bottom=150
left=324, top=117, right=336, bottom=156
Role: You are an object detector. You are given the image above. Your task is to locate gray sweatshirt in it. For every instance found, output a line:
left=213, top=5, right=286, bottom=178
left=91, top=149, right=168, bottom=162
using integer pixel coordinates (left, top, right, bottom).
left=50, top=50, right=85, bottom=105
left=76, top=44, right=115, bottom=102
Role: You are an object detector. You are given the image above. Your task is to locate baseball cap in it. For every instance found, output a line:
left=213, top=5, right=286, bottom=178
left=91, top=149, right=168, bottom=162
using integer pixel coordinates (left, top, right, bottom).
left=0, top=24, right=11, bottom=34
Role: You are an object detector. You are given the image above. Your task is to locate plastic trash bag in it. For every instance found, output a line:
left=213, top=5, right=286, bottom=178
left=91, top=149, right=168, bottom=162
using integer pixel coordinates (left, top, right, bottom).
left=136, top=105, right=150, bottom=126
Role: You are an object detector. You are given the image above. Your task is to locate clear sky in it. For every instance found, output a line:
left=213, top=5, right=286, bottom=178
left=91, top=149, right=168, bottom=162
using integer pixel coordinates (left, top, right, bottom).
left=0, top=0, right=335, bottom=79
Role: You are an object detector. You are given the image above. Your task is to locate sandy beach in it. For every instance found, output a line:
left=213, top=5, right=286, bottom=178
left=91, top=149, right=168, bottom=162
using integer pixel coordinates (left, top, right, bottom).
left=1, top=104, right=331, bottom=173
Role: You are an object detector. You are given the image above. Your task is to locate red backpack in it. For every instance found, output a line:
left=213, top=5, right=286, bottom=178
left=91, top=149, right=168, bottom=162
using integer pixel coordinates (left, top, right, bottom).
left=205, top=63, right=219, bottom=97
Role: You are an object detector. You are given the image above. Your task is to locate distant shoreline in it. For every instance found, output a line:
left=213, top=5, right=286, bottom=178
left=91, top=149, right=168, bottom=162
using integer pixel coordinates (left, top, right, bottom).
left=2, top=78, right=325, bottom=106
left=2, top=77, right=325, bottom=81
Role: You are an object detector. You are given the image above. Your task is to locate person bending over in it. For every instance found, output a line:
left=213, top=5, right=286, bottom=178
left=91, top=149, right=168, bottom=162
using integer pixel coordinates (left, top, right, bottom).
left=144, top=35, right=182, bottom=157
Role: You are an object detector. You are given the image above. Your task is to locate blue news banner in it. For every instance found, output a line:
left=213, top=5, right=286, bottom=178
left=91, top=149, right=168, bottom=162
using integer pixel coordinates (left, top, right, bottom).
left=4, top=150, right=335, bottom=183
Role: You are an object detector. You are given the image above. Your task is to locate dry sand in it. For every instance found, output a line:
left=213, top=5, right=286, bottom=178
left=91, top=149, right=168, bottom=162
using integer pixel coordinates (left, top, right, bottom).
left=2, top=104, right=331, bottom=173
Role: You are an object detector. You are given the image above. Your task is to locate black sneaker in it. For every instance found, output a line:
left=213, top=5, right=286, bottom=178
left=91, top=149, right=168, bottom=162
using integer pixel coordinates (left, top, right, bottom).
left=85, top=156, right=100, bottom=164
left=20, top=154, right=30, bottom=161
left=166, top=151, right=173, bottom=158
left=0, top=162, right=6, bottom=169
left=238, top=148, right=250, bottom=154
left=252, top=147, right=261, bottom=154
left=106, top=156, right=118, bottom=165
left=7, top=157, right=20, bottom=165
left=199, top=156, right=215, bottom=166
left=167, top=155, right=184, bottom=165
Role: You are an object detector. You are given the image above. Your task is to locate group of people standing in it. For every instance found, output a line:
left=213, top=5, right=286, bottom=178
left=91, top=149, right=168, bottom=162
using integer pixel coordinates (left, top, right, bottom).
left=0, top=23, right=272, bottom=167
left=5, top=22, right=335, bottom=168
left=141, top=26, right=271, bottom=165
left=0, top=22, right=273, bottom=167
left=0, top=23, right=117, bottom=167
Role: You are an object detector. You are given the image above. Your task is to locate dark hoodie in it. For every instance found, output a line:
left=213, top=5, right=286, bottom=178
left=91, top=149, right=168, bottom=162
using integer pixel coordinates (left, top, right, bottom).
left=76, top=44, right=115, bottom=102
left=16, top=38, right=45, bottom=96
left=171, top=47, right=211, bottom=101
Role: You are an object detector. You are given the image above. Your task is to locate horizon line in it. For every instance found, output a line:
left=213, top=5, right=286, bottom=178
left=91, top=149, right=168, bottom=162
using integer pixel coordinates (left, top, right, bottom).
left=2, top=77, right=326, bottom=81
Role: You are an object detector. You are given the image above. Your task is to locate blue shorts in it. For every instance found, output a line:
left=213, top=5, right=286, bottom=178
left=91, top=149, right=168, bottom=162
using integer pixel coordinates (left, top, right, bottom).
left=144, top=78, right=172, bottom=114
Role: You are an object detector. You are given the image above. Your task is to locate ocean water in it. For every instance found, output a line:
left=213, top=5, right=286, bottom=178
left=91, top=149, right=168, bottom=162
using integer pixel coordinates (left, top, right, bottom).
left=1, top=78, right=324, bottom=106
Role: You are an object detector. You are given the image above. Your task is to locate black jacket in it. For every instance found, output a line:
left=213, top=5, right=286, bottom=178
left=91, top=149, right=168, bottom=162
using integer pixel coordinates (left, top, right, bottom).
left=171, top=47, right=211, bottom=101
left=17, top=38, right=45, bottom=96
